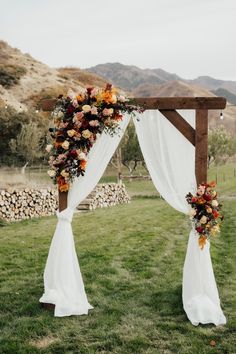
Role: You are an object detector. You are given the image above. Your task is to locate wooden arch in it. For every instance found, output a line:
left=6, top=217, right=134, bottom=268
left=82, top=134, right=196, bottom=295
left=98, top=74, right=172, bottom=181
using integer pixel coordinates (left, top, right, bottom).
left=40, top=96, right=226, bottom=212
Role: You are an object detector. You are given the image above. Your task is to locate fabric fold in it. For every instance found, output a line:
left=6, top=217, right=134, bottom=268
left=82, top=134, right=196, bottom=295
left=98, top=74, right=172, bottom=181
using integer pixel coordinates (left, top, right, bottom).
left=40, top=115, right=130, bottom=317
left=134, top=110, right=226, bottom=326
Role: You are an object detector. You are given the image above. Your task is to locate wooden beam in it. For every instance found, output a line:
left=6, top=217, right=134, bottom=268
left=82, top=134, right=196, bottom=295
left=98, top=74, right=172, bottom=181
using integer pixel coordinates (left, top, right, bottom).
left=134, top=97, right=226, bottom=110
left=58, top=190, right=68, bottom=212
left=159, top=109, right=195, bottom=146
left=40, top=97, right=226, bottom=112
left=195, top=109, right=208, bottom=185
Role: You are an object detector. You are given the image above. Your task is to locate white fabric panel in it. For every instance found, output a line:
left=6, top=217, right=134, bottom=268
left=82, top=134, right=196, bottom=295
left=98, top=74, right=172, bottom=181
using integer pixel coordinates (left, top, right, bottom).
left=68, top=114, right=131, bottom=209
left=134, top=110, right=226, bottom=326
left=134, top=110, right=196, bottom=213
left=40, top=115, right=130, bottom=316
left=183, top=230, right=226, bottom=326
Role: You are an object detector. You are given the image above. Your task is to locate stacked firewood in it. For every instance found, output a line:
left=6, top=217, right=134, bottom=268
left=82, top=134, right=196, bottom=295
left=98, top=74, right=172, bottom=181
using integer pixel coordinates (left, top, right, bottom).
left=0, top=188, right=57, bottom=222
left=0, top=183, right=130, bottom=221
left=78, top=183, right=130, bottom=211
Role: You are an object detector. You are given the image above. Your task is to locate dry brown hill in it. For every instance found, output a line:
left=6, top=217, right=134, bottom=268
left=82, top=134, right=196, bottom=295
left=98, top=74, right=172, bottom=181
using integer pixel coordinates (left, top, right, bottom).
left=0, top=41, right=107, bottom=112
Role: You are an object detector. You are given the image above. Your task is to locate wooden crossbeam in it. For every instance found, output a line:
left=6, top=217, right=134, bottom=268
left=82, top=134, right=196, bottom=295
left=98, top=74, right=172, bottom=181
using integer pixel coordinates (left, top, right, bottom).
left=134, top=97, right=226, bottom=110
left=159, top=109, right=195, bottom=146
left=39, top=97, right=226, bottom=112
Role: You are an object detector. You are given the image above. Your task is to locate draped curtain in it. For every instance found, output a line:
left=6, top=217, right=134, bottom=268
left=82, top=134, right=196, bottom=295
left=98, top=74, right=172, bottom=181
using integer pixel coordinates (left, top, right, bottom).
left=134, top=110, right=226, bottom=326
left=40, top=115, right=130, bottom=316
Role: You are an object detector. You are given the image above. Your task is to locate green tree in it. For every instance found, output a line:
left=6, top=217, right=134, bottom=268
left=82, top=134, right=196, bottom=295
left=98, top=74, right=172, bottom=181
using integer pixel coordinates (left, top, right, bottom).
left=208, top=127, right=236, bottom=166
left=0, top=106, right=48, bottom=165
left=120, top=121, right=144, bottom=174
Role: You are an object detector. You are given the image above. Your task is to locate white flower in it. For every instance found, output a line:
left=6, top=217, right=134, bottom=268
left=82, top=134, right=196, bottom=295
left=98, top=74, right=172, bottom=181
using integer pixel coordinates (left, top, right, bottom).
left=82, top=104, right=91, bottom=113
left=47, top=170, right=56, bottom=177
left=67, top=129, right=76, bottom=137
left=72, top=99, right=78, bottom=108
left=211, top=200, right=218, bottom=207
left=200, top=215, right=207, bottom=224
left=119, top=95, right=127, bottom=102
left=61, top=170, right=69, bottom=178
left=82, top=129, right=92, bottom=139
left=78, top=152, right=87, bottom=160
left=61, top=140, right=70, bottom=150
left=57, top=111, right=64, bottom=118
left=45, top=144, right=53, bottom=153
left=91, top=106, right=98, bottom=115
left=189, top=208, right=197, bottom=217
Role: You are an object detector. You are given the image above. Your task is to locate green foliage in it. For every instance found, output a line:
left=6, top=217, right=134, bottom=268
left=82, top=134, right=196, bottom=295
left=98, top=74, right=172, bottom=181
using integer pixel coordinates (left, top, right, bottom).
left=208, top=127, right=236, bottom=166
left=0, top=64, right=27, bottom=88
left=120, top=121, right=144, bottom=173
left=0, top=106, right=48, bottom=165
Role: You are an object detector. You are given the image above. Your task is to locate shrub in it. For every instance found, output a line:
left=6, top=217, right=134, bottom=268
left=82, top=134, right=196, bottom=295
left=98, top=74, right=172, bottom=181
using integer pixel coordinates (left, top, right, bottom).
left=0, top=64, right=27, bottom=88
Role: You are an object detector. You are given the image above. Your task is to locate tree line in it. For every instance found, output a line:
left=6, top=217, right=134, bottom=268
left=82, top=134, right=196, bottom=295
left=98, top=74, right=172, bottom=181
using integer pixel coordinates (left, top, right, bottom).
left=0, top=106, right=235, bottom=170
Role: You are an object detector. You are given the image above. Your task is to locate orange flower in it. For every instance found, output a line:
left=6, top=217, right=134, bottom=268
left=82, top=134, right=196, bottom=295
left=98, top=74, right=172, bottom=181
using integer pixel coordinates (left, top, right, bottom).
left=76, top=94, right=84, bottom=102
left=102, top=91, right=113, bottom=104
left=57, top=176, right=69, bottom=192
left=198, top=235, right=207, bottom=250
left=197, top=197, right=206, bottom=204
left=59, top=183, right=69, bottom=192
left=54, top=141, right=62, bottom=149
left=80, top=159, right=87, bottom=170
left=209, top=181, right=216, bottom=188
left=213, top=210, right=219, bottom=218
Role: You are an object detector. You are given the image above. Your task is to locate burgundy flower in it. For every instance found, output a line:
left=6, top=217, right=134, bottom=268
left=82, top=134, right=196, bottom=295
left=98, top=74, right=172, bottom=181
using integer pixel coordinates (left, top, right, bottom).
left=203, top=193, right=212, bottom=201
left=69, top=150, right=78, bottom=158
left=196, top=226, right=204, bottom=234
left=67, top=104, right=75, bottom=114
left=87, top=87, right=93, bottom=95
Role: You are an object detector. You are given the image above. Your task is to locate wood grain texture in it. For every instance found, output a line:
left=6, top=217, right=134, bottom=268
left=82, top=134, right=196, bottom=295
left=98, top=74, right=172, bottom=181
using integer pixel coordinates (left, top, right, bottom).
left=40, top=97, right=226, bottom=111
left=195, top=109, right=208, bottom=185
left=58, top=190, right=68, bottom=212
left=134, top=97, right=226, bottom=110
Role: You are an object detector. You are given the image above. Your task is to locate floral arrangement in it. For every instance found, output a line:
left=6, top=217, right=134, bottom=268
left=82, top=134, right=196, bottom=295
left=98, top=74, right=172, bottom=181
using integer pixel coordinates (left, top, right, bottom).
left=46, top=84, right=142, bottom=192
left=186, top=182, right=223, bottom=249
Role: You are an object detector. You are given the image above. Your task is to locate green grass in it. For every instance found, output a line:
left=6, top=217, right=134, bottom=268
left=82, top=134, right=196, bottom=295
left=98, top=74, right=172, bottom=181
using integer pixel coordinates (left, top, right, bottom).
left=0, top=165, right=236, bottom=353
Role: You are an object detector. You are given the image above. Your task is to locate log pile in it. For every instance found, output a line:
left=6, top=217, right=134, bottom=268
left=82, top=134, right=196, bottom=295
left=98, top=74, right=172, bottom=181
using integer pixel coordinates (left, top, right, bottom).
left=0, top=188, right=57, bottom=222
left=0, top=183, right=130, bottom=221
left=77, top=183, right=130, bottom=211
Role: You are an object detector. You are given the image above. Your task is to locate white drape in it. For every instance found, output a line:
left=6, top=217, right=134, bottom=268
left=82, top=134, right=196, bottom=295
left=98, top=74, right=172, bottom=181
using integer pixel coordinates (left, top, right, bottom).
left=134, top=110, right=226, bottom=326
left=40, top=115, right=130, bottom=316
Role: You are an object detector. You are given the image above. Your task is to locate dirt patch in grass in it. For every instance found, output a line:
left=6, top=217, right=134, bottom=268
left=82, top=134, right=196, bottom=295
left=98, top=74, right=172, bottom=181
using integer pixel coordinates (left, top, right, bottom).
left=29, top=336, right=60, bottom=349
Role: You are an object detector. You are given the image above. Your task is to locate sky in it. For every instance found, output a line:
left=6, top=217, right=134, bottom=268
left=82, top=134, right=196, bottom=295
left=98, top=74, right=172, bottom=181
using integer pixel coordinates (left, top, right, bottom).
left=0, top=0, right=236, bottom=80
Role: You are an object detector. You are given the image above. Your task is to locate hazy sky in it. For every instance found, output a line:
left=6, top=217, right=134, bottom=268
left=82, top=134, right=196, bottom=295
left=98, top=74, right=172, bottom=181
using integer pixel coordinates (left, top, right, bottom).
left=0, top=0, right=235, bottom=80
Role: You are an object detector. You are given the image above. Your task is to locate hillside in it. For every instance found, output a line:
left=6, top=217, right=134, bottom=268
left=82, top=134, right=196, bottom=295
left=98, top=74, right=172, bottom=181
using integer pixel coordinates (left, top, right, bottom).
left=86, top=63, right=181, bottom=91
left=87, top=63, right=236, bottom=132
left=0, top=41, right=106, bottom=112
left=189, top=76, right=236, bottom=95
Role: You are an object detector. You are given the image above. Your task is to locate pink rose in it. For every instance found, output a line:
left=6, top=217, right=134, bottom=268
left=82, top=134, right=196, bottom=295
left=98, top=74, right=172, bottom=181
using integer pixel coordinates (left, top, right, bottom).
left=91, top=107, right=98, bottom=115
left=89, top=120, right=99, bottom=127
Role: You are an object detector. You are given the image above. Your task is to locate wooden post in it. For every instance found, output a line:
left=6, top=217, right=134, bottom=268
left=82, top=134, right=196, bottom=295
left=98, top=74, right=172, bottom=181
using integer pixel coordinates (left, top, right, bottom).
left=195, top=109, right=208, bottom=185
left=59, top=190, right=68, bottom=211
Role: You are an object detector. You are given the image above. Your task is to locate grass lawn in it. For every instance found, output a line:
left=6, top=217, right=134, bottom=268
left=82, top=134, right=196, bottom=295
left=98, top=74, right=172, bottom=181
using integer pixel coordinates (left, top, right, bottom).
left=0, top=166, right=236, bottom=353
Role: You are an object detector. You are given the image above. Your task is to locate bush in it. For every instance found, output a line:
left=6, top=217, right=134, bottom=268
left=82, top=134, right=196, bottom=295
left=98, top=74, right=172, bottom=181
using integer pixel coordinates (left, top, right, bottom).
left=0, top=64, right=27, bottom=88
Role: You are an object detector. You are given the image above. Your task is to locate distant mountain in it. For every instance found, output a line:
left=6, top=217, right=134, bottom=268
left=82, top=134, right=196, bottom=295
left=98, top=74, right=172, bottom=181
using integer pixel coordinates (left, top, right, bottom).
left=86, top=63, right=181, bottom=91
left=211, top=87, right=236, bottom=105
left=189, top=76, right=236, bottom=95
